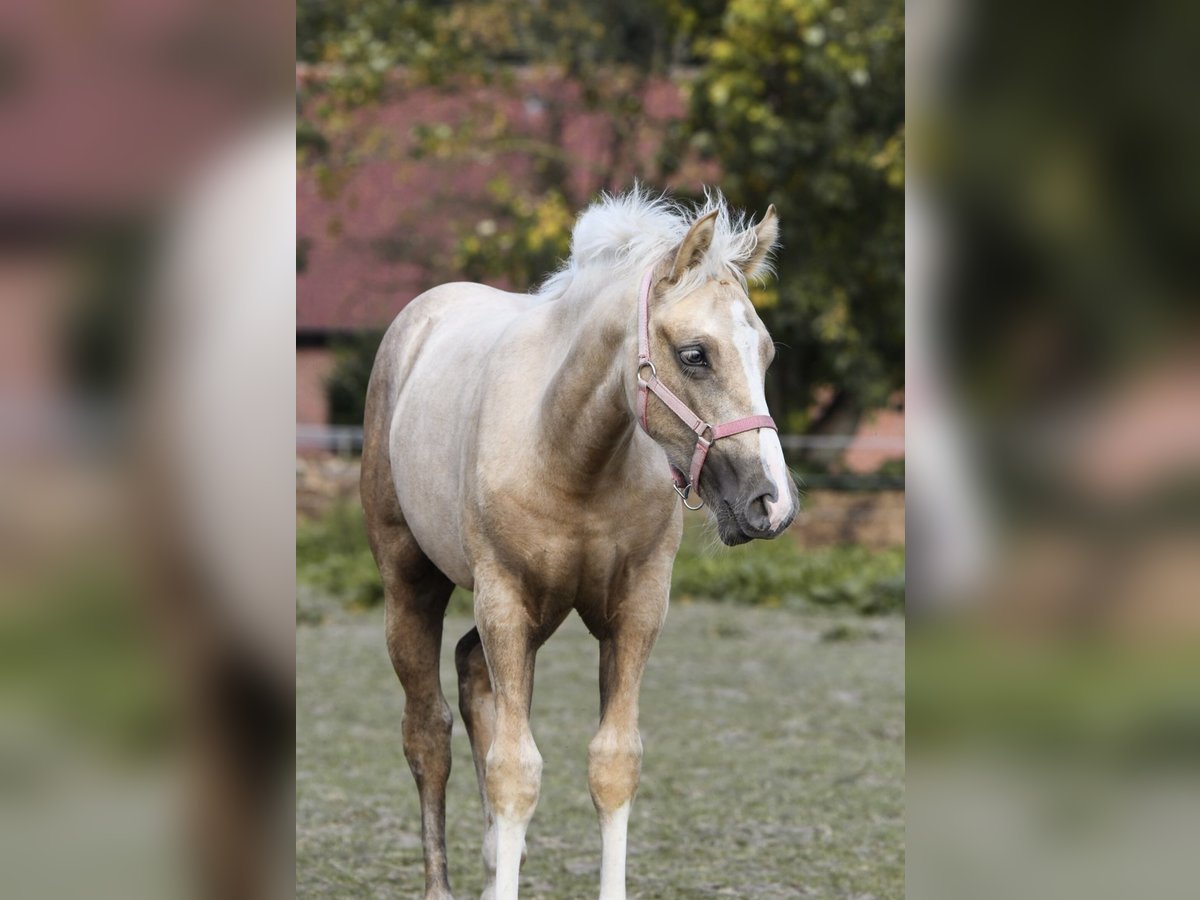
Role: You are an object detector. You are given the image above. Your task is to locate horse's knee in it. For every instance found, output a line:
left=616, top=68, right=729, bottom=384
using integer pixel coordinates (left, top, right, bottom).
left=485, top=730, right=542, bottom=821
left=588, top=725, right=642, bottom=815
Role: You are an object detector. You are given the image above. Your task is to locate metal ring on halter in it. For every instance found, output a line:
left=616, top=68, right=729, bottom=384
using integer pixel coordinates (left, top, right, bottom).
left=673, top=481, right=705, bottom=510
left=637, top=359, right=657, bottom=383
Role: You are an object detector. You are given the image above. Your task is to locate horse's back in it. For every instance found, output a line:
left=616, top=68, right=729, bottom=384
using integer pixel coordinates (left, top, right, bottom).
left=363, top=282, right=542, bottom=588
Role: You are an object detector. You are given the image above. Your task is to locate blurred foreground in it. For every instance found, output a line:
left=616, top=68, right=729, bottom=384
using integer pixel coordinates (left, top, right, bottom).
left=908, top=0, right=1200, bottom=896
left=1, top=4, right=294, bottom=899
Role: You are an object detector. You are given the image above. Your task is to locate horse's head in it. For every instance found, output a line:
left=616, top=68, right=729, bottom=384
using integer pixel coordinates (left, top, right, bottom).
left=642, top=205, right=799, bottom=545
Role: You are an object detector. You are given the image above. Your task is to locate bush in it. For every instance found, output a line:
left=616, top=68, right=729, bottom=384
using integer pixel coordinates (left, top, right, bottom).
left=672, top=523, right=905, bottom=614
left=297, top=502, right=384, bottom=609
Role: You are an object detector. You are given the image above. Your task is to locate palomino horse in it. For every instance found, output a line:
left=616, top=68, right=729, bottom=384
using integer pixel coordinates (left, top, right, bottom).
left=361, top=190, right=798, bottom=900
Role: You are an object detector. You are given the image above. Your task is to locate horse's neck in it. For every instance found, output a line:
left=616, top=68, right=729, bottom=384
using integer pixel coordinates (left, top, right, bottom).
left=536, top=277, right=643, bottom=486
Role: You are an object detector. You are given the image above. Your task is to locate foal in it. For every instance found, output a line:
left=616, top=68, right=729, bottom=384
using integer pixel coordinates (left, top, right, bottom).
left=361, top=190, right=797, bottom=900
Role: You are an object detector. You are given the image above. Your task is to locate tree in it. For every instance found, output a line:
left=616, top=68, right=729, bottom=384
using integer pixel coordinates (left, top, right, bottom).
left=678, top=0, right=904, bottom=435
left=300, top=1, right=710, bottom=417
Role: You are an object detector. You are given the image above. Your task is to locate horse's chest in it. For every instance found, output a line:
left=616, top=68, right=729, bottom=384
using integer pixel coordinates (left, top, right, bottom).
left=521, top=532, right=620, bottom=590
left=485, top=523, right=641, bottom=607
left=473, top=487, right=678, bottom=625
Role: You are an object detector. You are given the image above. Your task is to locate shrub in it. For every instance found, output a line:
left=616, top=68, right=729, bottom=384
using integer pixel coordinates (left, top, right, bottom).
left=297, top=502, right=384, bottom=609
left=672, top=524, right=905, bottom=614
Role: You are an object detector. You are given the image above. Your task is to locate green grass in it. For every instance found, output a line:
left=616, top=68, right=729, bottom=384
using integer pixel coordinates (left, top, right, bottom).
left=0, top=561, right=171, bottom=761
left=672, top=528, right=904, bottom=614
left=297, top=603, right=904, bottom=898
left=907, top=626, right=1200, bottom=765
left=297, top=502, right=905, bottom=622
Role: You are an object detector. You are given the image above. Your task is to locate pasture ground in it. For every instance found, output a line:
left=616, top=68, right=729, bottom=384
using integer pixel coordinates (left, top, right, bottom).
left=297, top=601, right=904, bottom=898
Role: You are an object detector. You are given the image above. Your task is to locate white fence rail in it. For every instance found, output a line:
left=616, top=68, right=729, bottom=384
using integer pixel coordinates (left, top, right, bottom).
left=298, top=424, right=903, bottom=455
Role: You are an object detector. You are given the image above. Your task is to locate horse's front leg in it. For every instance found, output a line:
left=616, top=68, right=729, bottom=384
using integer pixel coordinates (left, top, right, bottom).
left=475, top=580, right=542, bottom=900
left=589, top=585, right=669, bottom=900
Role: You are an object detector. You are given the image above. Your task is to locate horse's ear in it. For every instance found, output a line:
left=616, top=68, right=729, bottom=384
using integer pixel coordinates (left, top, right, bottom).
left=739, top=204, right=780, bottom=279
left=668, top=209, right=720, bottom=283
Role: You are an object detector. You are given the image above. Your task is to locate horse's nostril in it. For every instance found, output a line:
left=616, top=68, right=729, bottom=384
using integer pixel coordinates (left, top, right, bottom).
left=746, top=487, right=777, bottom=530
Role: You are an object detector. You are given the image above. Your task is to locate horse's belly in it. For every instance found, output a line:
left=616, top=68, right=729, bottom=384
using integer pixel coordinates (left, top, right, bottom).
left=388, top=362, right=477, bottom=587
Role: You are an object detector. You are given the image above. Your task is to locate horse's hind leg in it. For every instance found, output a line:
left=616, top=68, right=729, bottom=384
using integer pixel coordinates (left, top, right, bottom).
left=375, top=525, right=456, bottom=900
left=362, top=330, right=457, bottom=897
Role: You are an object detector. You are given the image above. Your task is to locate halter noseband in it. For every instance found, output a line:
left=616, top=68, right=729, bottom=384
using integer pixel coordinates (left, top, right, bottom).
left=635, top=267, right=778, bottom=510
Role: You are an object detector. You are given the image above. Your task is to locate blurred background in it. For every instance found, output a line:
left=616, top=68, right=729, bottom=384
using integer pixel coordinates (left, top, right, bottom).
left=907, top=0, right=1200, bottom=898
left=1, top=2, right=294, bottom=899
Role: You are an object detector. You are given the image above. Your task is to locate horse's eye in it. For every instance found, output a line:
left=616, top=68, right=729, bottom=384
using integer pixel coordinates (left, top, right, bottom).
left=678, top=347, right=707, bottom=367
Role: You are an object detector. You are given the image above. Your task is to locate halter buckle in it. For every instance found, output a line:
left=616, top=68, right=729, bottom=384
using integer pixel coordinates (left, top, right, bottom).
left=673, top=481, right=705, bottom=510
left=637, top=359, right=657, bottom=384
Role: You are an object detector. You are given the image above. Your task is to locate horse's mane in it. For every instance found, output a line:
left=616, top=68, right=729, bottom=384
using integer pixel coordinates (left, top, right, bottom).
left=537, top=186, right=771, bottom=301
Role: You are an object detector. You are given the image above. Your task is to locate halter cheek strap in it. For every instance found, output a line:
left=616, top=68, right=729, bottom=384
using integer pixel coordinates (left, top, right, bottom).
left=635, top=267, right=778, bottom=509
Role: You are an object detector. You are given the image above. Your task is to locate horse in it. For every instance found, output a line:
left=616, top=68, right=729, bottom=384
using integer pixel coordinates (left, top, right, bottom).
left=360, top=188, right=798, bottom=900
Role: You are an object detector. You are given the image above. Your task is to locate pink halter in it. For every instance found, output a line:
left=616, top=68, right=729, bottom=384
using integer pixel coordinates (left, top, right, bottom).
left=635, top=267, right=777, bottom=509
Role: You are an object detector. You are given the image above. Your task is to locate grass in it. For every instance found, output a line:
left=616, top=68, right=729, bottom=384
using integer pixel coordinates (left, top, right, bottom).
left=907, top=626, right=1200, bottom=765
left=0, top=560, right=171, bottom=761
left=297, top=502, right=905, bottom=623
left=297, top=602, right=904, bottom=898
left=672, top=528, right=904, bottom=614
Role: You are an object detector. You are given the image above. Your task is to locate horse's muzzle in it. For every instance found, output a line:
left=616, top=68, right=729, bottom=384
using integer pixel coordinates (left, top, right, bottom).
left=714, top=486, right=797, bottom=545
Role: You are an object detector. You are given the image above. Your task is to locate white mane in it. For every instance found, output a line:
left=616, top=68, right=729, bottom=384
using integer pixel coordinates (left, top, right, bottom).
left=537, top=186, right=772, bottom=301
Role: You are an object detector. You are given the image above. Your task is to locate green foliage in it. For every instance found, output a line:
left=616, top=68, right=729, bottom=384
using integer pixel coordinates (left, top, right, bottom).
left=451, top=180, right=575, bottom=289
left=297, top=501, right=383, bottom=609
left=0, top=562, right=172, bottom=759
left=325, top=330, right=384, bottom=426
left=298, top=0, right=448, bottom=103
left=298, top=0, right=709, bottom=75
left=298, top=0, right=699, bottom=160
left=296, top=502, right=479, bottom=620
left=908, top=628, right=1200, bottom=764
left=672, top=524, right=905, bottom=613
left=680, top=0, right=905, bottom=420
left=302, top=0, right=905, bottom=432
left=64, top=226, right=156, bottom=402
left=297, top=501, right=904, bottom=619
